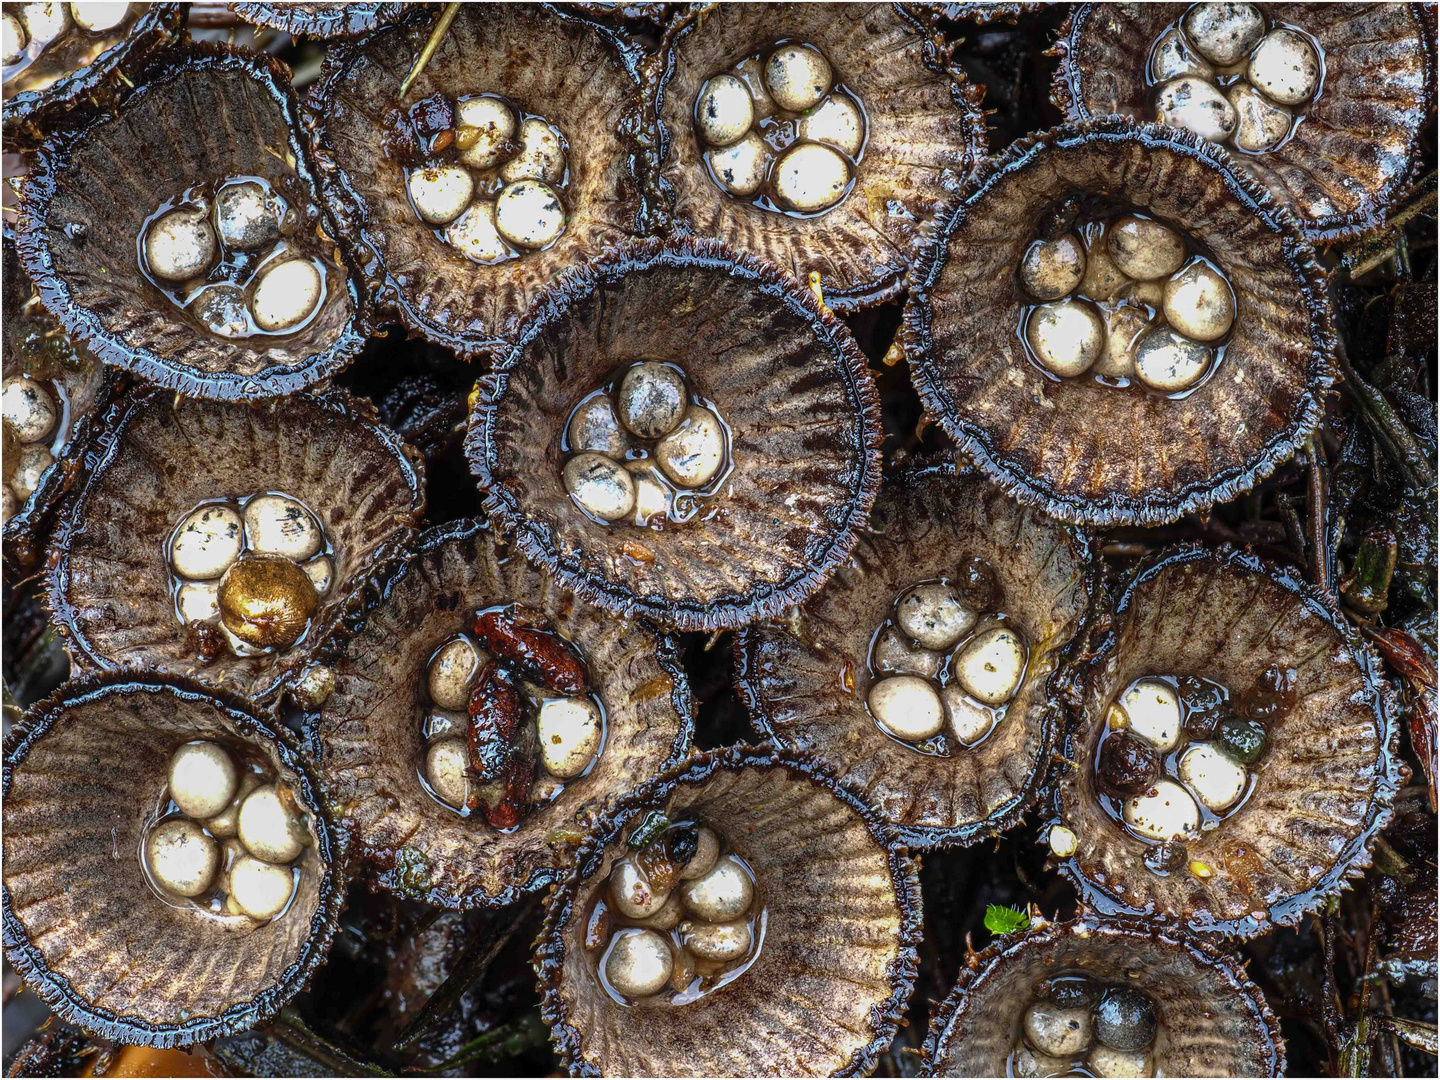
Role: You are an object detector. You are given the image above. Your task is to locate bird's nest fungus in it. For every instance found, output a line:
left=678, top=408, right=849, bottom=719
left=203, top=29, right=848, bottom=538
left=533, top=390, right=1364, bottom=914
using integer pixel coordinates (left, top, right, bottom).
left=652, top=2, right=989, bottom=311
left=310, top=518, right=695, bottom=908
left=905, top=117, right=1337, bottom=527
left=735, top=461, right=1098, bottom=849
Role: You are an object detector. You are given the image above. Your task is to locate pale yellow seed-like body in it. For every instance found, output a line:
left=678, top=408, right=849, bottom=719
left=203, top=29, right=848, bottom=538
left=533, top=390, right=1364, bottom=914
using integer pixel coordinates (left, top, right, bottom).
left=168, top=740, right=238, bottom=819
left=680, top=854, right=753, bottom=921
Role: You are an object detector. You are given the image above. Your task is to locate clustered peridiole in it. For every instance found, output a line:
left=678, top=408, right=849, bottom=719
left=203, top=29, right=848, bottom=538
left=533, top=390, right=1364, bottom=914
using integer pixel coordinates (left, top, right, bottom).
left=1012, top=973, right=1162, bottom=1078
left=1, top=374, right=64, bottom=522
left=395, top=91, right=570, bottom=261
left=140, top=176, right=327, bottom=338
left=588, top=818, right=764, bottom=1003
left=561, top=360, right=730, bottom=526
left=418, top=605, right=604, bottom=828
left=695, top=41, right=865, bottom=214
left=1018, top=211, right=1236, bottom=393
left=865, top=557, right=1028, bottom=752
left=1081, top=666, right=1294, bottom=876
left=167, top=491, right=333, bottom=658
left=143, top=738, right=312, bottom=922
left=1150, top=3, right=1323, bottom=154
left=2, top=3, right=133, bottom=88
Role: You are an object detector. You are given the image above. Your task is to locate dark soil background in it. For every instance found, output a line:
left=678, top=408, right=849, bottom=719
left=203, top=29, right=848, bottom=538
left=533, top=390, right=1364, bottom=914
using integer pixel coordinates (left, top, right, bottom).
left=2, top=4, right=1436, bottom=1077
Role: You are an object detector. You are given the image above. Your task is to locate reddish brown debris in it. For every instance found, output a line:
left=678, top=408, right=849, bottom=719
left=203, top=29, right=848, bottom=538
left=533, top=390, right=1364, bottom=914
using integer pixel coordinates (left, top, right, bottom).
left=472, top=606, right=589, bottom=696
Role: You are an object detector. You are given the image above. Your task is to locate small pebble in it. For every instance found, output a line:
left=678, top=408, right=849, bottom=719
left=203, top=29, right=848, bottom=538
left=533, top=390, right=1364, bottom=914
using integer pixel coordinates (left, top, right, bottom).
left=1134, top=327, right=1212, bottom=393
left=1026, top=299, right=1105, bottom=377
left=1020, top=234, right=1086, bottom=301
left=895, top=581, right=976, bottom=650
left=1088, top=1044, right=1154, bottom=1078
left=424, top=737, right=470, bottom=810
left=176, top=580, right=220, bottom=624
left=610, top=857, right=668, bottom=919
left=1106, top=216, right=1187, bottom=281
left=1179, top=741, right=1248, bottom=812
left=695, top=74, right=754, bottom=147
left=245, top=494, right=323, bottom=561
left=1149, top=25, right=1214, bottom=82
left=144, top=206, right=216, bottom=282
left=227, top=854, right=294, bottom=920
left=1094, top=304, right=1150, bottom=379
left=192, top=284, right=250, bottom=338
left=251, top=257, right=323, bottom=332
left=626, top=460, right=671, bottom=525
left=680, top=918, right=752, bottom=962
left=146, top=818, right=219, bottom=898
left=11, top=443, right=51, bottom=499
left=941, top=684, right=994, bottom=745
left=205, top=773, right=261, bottom=840
left=456, top=96, right=517, bottom=170
left=764, top=44, right=831, bottom=112
left=655, top=406, right=725, bottom=489
left=536, top=696, right=603, bottom=778
left=428, top=636, right=480, bottom=710
left=1094, top=987, right=1160, bottom=1051
left=214, top=181, right=280, bottom=250
left=22, top=2, right=68, bottom=42
left=444, top=201, right=511, bottom=263
left=168, top=740, right=237, bottom=819
left=170, top=504, right=243, bottom=580
left=1012, top=1045, right=1074, bottom=1078
left=407, top=165, right=475, bottom=226
left=564, top=452, right=636, bottom=521
left=1228, top=82, right=1292, bottom=152
left=494, top=179, right=566, bottom=249
left=1247, top=28, right=1320, bottom=106
left=680, top=854, right=753, bottom=921
left=1048, top=976, right=1101, bottom=1009
left=302, top=555, right=333, bottom=595
left=1048, top=825, right=1078, bottom=859
left=70, top=2, right=130, bottom=32
left=732, top=56, right=776, bottom=119
left=1163, top=260, right=1235, bottom=341
left=1123, top=778, right=1201, bottom=841
left=2, top=376, right=57, bottom=443
left=798, top=93, right=863, bottom=157
left=618, top=362, right=687, bottom=440
left=868, top=674, right=945, bottom=742
left=237, top=783, right=307, bottom=863
left=707, top=130, right=769, bottom=197
left=1, top=488, right=14, bottom=524
left=1155, top=75, right=1238, bottom=143
left=1023, top=1001, right=1093, bottom=1057
left=499, top=118, right=566, bottom=184
left=1182, top=2, right=1267, bottom=66
left=1078, top=227, right=1131, bottom=302
left=2, top=13, right=26, bottom=65
left=772, top=143, right=849, bottom=212
left=1119, top=680, right=1182, bottom=751
left=567, top=394, right=629, bottom=456
left=679, top=826, right=720, bottom=880
left=637, top=891, right=684, bottom=931
left=605, top=928, right=673, bottom=998
left=872, top=625, right=943, bottom=679
left=953, top=627, right=1026, bottom=705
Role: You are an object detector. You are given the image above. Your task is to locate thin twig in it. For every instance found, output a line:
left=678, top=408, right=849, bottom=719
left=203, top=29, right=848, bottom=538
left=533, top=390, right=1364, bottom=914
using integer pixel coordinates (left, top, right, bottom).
left=392, top=895, right=540, bottom=1051
left=1307, top=436, right=1337, bottom=608
left=399, top=2, right=461, bottom=99
left=1338, top=343, right=1436, bottom=491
